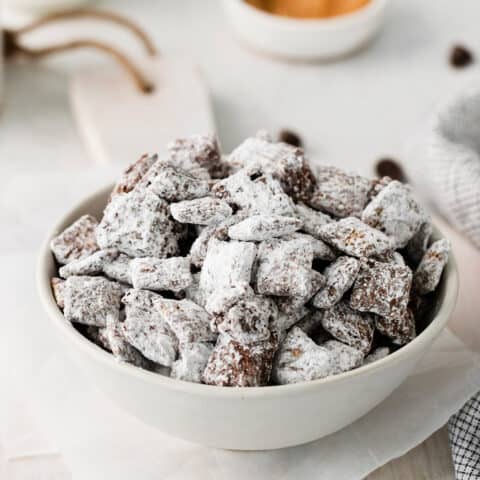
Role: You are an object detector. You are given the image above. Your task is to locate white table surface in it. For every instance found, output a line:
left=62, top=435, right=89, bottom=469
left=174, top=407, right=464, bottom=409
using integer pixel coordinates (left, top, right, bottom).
left=2, top=0, right=479, bottom=477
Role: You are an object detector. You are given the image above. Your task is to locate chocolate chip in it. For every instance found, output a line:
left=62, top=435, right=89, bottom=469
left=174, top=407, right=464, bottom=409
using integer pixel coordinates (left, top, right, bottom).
left=450, top=45, right=474, bottom=68
left=375, top=158, right=406, bottom=182
left=278, top=129, right=303, bottom=148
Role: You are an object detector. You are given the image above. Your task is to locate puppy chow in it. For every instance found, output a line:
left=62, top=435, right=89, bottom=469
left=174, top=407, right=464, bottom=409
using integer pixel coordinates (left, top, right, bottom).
left=272, top=327, right=333, bottom=384
left=413, top=239, right=450, bottom=295
left=227, top=136, right=316, bottom=202
left=350, top=259, right=412, bottom=319
left=111, top=153, right=158, bottom=197
left=63, top=276, right=124, bottom=327
left=203, top=334, right=277, bottom=387
left=167, top=134, right=226, bottom=179
left=121, top=289, right=178, bottom=366
left=130, top=256, right=192, bottom=292
left=312, top=256, right=360, bottom=309
left=50, top=215, right=99, bottom=265
left=228, top=215, right=303, bottom=241
left=362, top=181, right=430, bottom=248
left=321, top=302, right=375, bottom=354
left=97, top=189, right=180, bottom=258
left=309, top=166, right=371, bottom=218
left=50, top=132, right=450, bottom=386
left=148, top=164, right=210, bottom=201
left=212, top=168, right=295, bottom=216
left=59, top=249, right=118, bottom=278
left=318, top=217, right=393, bottom=258
left=171, top=342, right=214, bottom=383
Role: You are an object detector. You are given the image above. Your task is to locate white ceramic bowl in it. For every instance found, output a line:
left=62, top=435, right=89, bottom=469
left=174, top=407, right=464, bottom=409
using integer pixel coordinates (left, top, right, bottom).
left=222, top=0, right=388, bottom=61
left=37, top=185, right=458, bottom=450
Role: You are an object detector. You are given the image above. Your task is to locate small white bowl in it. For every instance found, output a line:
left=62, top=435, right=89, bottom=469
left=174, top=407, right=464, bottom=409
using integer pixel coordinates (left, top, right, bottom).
left=37, top=185, right=458, bottom=450
left=222, top=0, right=388, bottom=61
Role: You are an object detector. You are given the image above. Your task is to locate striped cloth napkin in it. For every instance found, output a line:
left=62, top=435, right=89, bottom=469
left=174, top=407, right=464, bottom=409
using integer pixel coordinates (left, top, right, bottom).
left=408, top=85, right=480, bottom=480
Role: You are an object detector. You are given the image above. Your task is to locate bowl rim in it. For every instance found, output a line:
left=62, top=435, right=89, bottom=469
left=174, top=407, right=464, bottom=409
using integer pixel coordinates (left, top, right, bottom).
left=225, top=0, right=389, bottom=29
left=37, top=183, right=458, bottom=399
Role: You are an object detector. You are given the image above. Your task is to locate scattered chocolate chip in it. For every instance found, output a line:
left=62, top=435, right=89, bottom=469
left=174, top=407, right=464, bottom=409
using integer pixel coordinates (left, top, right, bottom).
left=450, top=45, right=474, bottom=68
left=375, top=158, right=406, bottom=182
left=278, top=129, right=303, bottom=148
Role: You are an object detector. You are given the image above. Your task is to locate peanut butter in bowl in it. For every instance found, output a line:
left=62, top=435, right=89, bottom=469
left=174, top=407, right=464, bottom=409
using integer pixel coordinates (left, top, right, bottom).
left=245, top=0, right=371, bottom=19
left=223, top=0, right=388, bottom=61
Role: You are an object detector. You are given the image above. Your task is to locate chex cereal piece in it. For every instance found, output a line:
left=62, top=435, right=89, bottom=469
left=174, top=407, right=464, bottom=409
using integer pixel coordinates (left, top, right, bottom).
left=413, top=239, right=450, bottom=295
left=189, top=213, right=248, bottom=268
left=148, top=164, right=210, bottom=201
left=275, top=310, right=309, bottom=339
left=205, top=283, right=254, bottom=317
left=275, top=294, right=308, bottom=316
left=206, top=284, right=275, bottom=336
left=362, top=181, right=429, bottom=248
left=288, top=232, right=336, bottom=261
left=350, top=259, right=412, bottom=318
left=97, top=189, right=179, bottom=258
left=312, top=256, right=360, bottom=309
left=202, top=334, right=277, bottom=387
left=200, top=238, right=257, bottom=296
left=321, top=302, right=374, bottom=354
left=374, top=250, right=405, bottom=266
left=189, top=225, right=216, bottom=268
left=63, top=276, right=123, bottom=327
left=50, top=215, right=99, bottom=265
left=257, top=236, right=313, bottom=272
left=271, top=296, right=309, bottom=332
left=212, top=167, right=295, bottom=216
left=171, top=342, right=214, bottom=383
left=111, top=153, right=158, bottom=197
left=272, top=327, right=332, bottom=384
left=59, top=248, right=119, bottom=278
left=363, top=346, right=390, bottom=365
left=309, top=166, right=371, bottom=218
left=323, top=340, right=364, bottom=375
left=273, top=308, right=310, bottom=334
left=51, top=277, right=66, bottom=309
left=295, top=202, right=332, bottom=238
left=104, top=315, right=151, bottom=367
left=257, top=262, right=324, bottom=298
left=167, top=134, right=226, bottom=179
left=156, top=298, right=216, bottom=344
left=227, top=137, right=316, bottom=202
left=210, top=291, right=274, bottom=344
left=376, top=309, right=416, bottom=345
left=170, top=197, right=232, bottom=225
left=405, top=222, right=433, bottom=266
left=318, top=217, right=393, bottom=258
left=190, top=214, right=248, bottom=268
left=122, top=289, right=178, bottom=366
left=228, top=215, right=303, bottom=241
left=255, top=236, right=324, bottom=297
left=130, top=257, right=192, bottom=293
left=367, top=176, right=392, bottom=200
left=212, top=212, right=248, bottom=240
left=102, top=253, right=132, bottom=284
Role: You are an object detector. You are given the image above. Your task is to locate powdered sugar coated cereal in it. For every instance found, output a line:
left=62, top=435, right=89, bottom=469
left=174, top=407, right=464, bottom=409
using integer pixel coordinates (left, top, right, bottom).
left=50, top=215, right=99, bottom=265
left=130, top=256, right=192, bottom=292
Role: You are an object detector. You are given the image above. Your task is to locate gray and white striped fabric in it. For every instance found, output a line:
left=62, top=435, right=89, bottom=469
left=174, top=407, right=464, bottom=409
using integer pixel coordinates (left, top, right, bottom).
left=407, top=86, right=480, bottom=479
